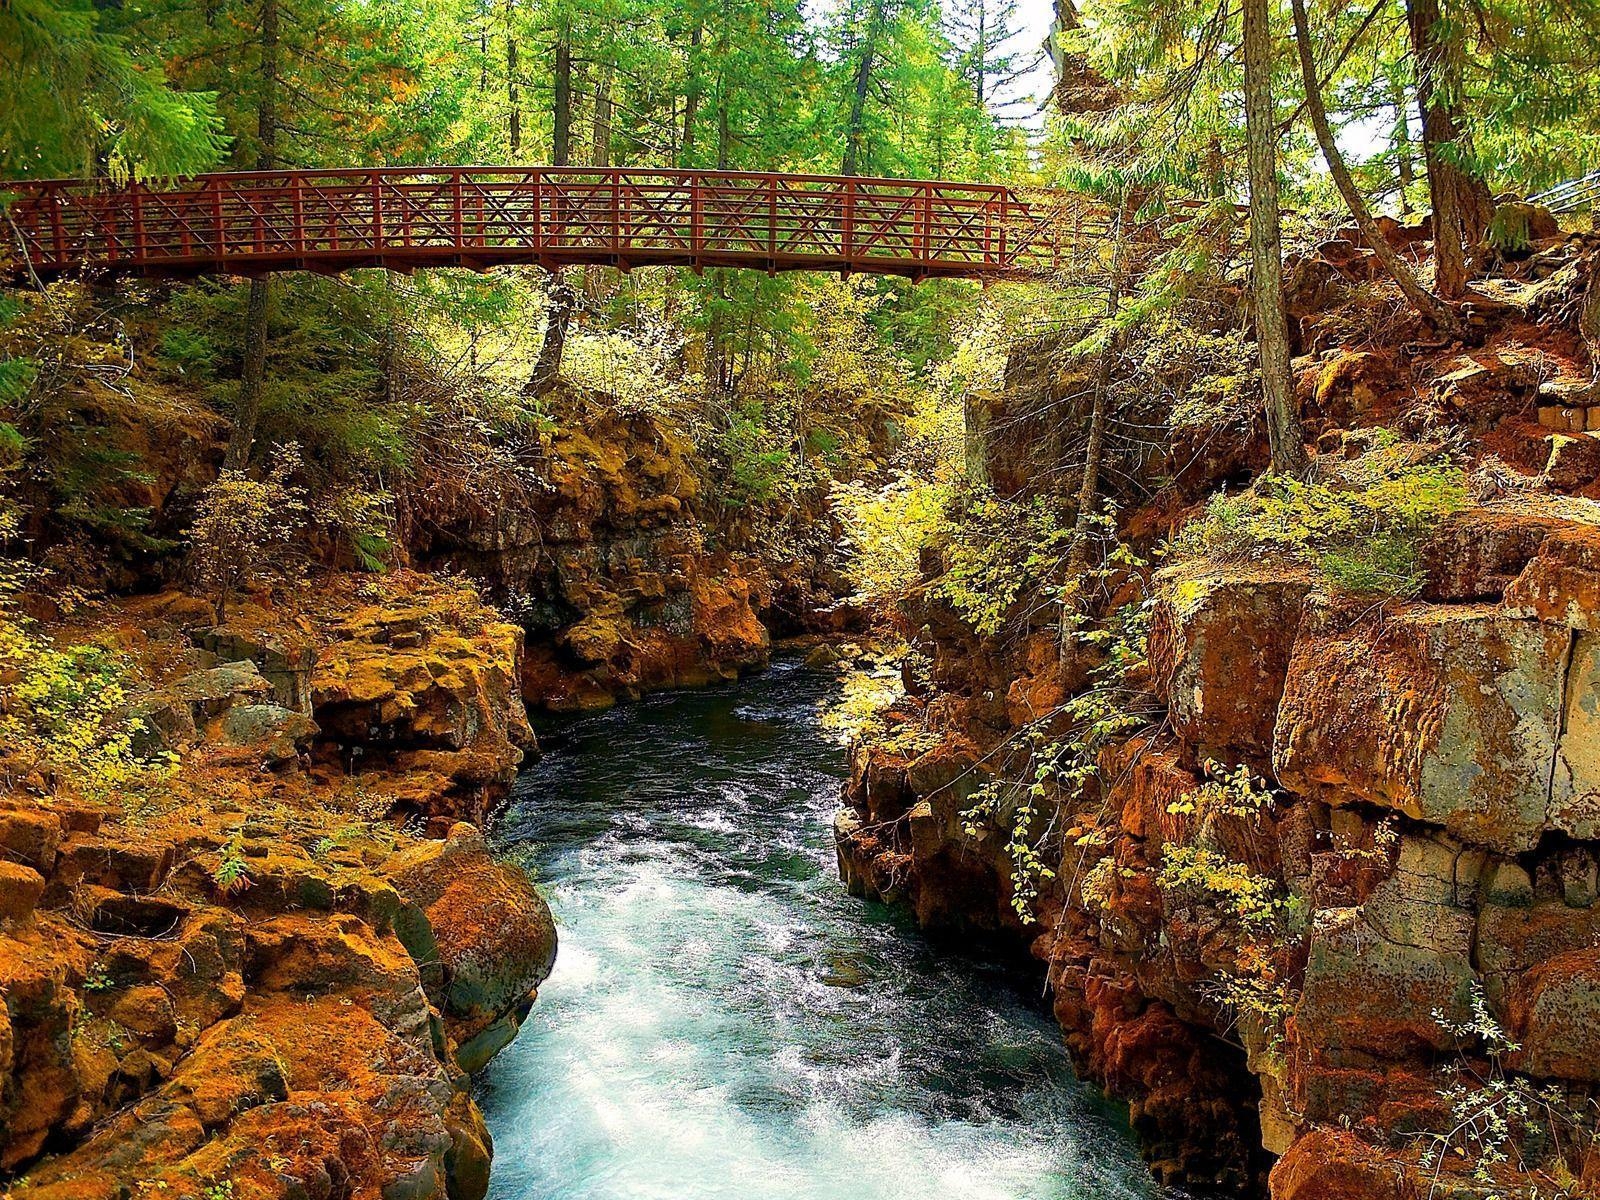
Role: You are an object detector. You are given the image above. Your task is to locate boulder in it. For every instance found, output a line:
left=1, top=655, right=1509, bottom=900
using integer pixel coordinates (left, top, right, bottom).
left=1296, top=835, right=1479, bottom=1059
left=1507, top=948, right=1600, bottom=1080
left=173, top=662, right=273, bottom=721
left=384, top=824, right=556, bottom=1071
left=1543, top=433, right=1600, bottom=493
left=1433, top=351, right=1541, bottom=426
left=1505, top=522, right=1600, bottom=630
left=50, top=835, right=174, bottom=897
left=0, top=804, right=63, bottom=873
left=188, top=623, right=318, bottom=713
left=1150, top=571, right=1313, bottom=762
left=1309, top=351, right=1396, bottom=425
left=312, top=591, right=535, bottom=818
left=1275, top=604, right=1579, bottom=854
left=219, top=703, right=318, bottom=765
left=244, top=913, right=433, bottom=1049
left=0, top=862, right=45, bottom=923
left=1416, top=509, right=1558, bottom=601
left=1270, top=1128, right=1418, bottom=1200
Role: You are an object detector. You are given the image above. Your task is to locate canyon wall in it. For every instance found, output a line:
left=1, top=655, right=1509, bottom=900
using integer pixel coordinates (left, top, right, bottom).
left=400, top=389, right=867, bottom=713
left=837, top=229, right=1600, bottom=1196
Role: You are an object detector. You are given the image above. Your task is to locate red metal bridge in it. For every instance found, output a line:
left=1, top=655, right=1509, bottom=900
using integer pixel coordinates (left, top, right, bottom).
left=1, top=166, right=1111, bottom=283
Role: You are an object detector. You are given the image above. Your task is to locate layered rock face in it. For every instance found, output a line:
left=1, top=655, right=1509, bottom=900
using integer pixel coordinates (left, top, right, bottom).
left=837, top=517, right=1600, bottom=1196
left=2, top=809, right=553, bottom=1200
left=1, top=575, right=554, bottom=1199
left=403, top=393, right=838, bottom=712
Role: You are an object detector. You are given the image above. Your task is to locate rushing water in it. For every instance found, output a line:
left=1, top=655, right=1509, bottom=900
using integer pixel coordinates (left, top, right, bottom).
left=479, top=661, right=1160, bottom=1200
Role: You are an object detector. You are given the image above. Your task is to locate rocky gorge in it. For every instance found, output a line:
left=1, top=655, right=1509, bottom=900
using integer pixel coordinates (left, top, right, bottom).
left=0, top=327, right=868, bottom=1198
left=7, top=223, right=1600, bottom=1200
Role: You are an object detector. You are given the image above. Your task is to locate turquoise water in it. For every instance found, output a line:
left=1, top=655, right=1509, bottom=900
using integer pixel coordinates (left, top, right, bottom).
left=479, top=661, right=1159, bottom=1200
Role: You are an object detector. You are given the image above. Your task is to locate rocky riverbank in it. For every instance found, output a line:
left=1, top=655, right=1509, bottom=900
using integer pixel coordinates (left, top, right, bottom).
left=1, top=573, right=555, bottom=1199
left=0, top=288, right=867, bottom=1196
left=836, top=225, right=1600, bottom=1197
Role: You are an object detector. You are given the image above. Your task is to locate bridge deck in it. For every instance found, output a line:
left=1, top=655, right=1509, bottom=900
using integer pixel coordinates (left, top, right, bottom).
left=1, top=167, right=1113, bottom=282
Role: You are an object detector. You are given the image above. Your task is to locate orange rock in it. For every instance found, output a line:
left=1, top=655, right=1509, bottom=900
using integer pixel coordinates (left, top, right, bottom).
left=1271, top=1129, right=1418, bottom=1200
left=1274, top=602, right=1574, bottom=853
left=1150, top=570, right=1312, bottom=762
left=1505, top=521, right=1600, bottom=630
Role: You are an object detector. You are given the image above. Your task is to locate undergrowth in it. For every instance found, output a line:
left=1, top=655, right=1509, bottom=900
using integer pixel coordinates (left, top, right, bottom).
left=1167, top=449, right=1466, bottom=596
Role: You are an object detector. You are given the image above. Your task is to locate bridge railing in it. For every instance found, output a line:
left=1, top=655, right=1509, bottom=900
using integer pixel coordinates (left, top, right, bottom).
left=1, top=167, right=1117, bottom=281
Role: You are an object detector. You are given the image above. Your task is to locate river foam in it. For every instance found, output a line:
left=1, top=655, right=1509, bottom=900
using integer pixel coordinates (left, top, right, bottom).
left=480, top=662, right=1159, bottom=1200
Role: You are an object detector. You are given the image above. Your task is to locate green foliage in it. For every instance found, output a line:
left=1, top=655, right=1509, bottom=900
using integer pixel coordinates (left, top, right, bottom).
left=821, top=647, right=941, bottom=756
left=1157, top=844, right=1285, bottom=926
left=935, top=496, right=1075, bottom=636
left=83, top=965, right=116, bottom=992
left=961, top=590, right=1158, bottom=922
left=1146, top=323, right=1259, bottom=435
left=715, top=405, right=791, bottom=509
left=1420, top=985, right=1598, bottom=1192
left=562, top=327, right=689, bottom=419
left=1166, top=759, right=1277, bottom=819
left=1156, top=840, right=1301, bottom=1036
left=833, top=477, right=956, bottom=603
left=0, top=0, right=227, bottom=180
left=1167, top=457, right=1467, bottom=596
left=211, top=831, right=252, bottom=895
left=155, top=278, right=404, bottom=475
left=0, top=509, right=177, bottom=796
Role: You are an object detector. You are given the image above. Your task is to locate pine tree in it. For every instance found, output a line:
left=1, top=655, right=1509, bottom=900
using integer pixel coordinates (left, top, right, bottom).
left=0, top=0, right=227, bottom=181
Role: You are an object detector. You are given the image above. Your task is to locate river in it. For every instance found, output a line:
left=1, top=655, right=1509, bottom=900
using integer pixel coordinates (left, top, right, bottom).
left=479, top=659, right=1160, bottom=1200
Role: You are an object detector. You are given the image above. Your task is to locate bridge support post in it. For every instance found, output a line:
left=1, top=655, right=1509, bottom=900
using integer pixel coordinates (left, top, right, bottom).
left=843, top=179, right=856, bottom=270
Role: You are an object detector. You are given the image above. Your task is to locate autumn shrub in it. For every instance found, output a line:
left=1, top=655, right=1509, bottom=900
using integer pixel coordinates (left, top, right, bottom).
left=935, top=494, right=1075, bottom=636
left=960, top=593, right=1159, bottom=923
left=562, top=326, right=689, bottom=419
left=831, top=383, right=965, bottom=604
left=0, top=508, right=174, bottom=795
left=187, top=449, right=308, bottom=620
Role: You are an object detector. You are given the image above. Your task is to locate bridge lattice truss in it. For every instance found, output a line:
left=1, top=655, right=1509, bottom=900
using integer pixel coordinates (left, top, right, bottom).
left=2, top=167, right=1116, bottom=282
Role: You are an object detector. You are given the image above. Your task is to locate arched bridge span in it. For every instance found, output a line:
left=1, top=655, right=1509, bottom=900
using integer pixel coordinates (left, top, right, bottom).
left=2, top=167, right=1113, bottom=283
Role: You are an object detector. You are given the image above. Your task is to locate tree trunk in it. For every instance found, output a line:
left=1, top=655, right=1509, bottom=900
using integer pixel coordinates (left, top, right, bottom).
left=529, top=273, right=576, bottom=396
left=1289, top=0, right=1457, bottom=332
left=592, top=62, right=613, bottom=167
left=224, top=0, right=279, bottom=470
left=714, top=23, right=732, bottom=170
left=1390, top=77, right=1415, bottom=213
left=1065, top=198, right=1131, bottom=579
left=552, top=16, right=572, bottom=166
left=681, top=23, right=703, bottom=165
left=535, top=20, right=575, bottom=394
left=585, top=63, right=614, bottom=300
left=506, top=0, right=521, bottom=155
left=842, top=0, right=885, bottom=177
left=1242, top=0, right=1308, bottom=474
left=1407, top=0, right=1490, bottom=300
left=974, top=0, right=987, bottom=106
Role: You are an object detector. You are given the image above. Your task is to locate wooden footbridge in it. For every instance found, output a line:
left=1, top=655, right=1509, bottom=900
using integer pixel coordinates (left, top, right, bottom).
left=1, top=166, right=1114, bottom=283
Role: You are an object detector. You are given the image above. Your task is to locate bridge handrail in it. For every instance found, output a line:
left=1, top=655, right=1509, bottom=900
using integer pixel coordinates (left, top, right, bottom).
left=5, top=164, right=1028, bottom=195
left=1, top=165, right=1115, bottom=282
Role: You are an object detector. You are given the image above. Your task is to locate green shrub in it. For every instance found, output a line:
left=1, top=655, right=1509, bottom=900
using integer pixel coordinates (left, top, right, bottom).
left=716, top=404, right=790, bottom=508
left=1167, top=459, right=1466, bottom=596
left=934, top=495, right=1074, bottom=636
